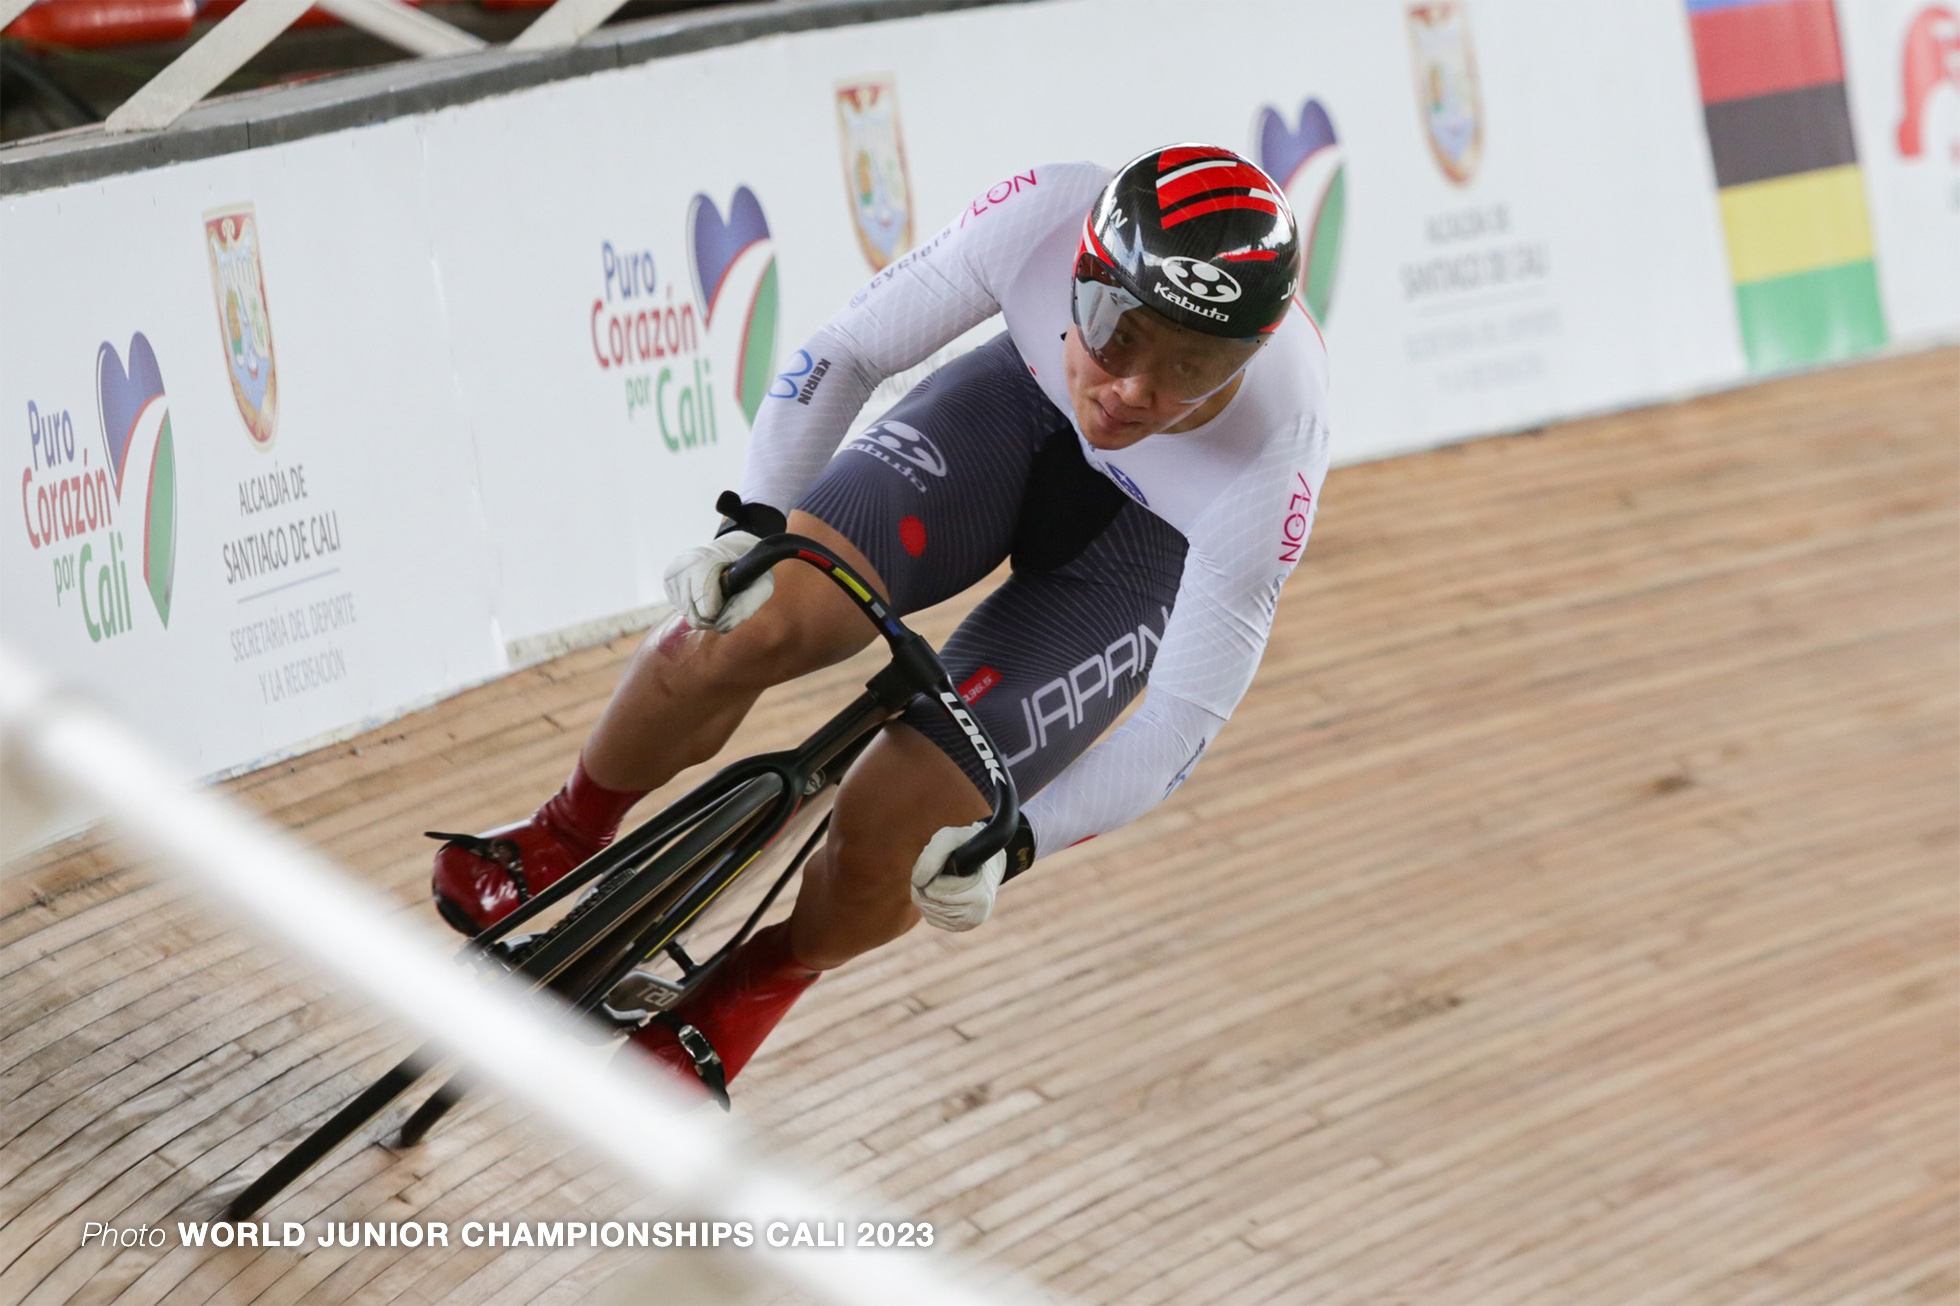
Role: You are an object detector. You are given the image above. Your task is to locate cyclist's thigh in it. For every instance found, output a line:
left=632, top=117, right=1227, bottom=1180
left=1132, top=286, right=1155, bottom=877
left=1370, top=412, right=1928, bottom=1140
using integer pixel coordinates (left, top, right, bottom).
left=795, top=333, right=1064, bottom=615
left=900, top=499, right=1190, bottom=800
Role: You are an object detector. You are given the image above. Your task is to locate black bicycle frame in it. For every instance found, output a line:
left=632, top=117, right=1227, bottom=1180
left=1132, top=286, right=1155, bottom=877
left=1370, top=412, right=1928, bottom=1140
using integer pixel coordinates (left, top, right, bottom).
left=463, top=532, right=1020, bottom=965
left=221, top=531, right=1024, bottom=1222
left=721, top=533, right=1022, bottom=876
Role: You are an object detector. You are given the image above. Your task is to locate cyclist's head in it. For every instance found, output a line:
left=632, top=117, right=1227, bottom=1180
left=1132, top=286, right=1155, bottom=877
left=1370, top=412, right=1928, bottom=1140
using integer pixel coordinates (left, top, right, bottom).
left=1067, top=144, right=1301, bottom=446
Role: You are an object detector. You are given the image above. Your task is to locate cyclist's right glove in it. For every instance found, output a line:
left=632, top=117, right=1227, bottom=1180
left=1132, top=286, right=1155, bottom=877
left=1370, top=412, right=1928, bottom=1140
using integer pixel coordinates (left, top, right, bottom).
left=909, top=814, right=1036, bottom=932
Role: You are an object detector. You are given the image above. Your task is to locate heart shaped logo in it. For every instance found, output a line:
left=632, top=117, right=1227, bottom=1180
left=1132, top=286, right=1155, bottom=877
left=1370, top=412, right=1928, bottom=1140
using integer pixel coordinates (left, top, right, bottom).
left=687, top=186, right=780, bottom=428
left=96, top=333, right=167, bottom=497
left=1255, top=98, right=1346, bottom=325
left=1256, top=98, right=1338, bottom=192
left=688, top=187, right=771, bottom=327
left=94, top=332, right=176, bottom=627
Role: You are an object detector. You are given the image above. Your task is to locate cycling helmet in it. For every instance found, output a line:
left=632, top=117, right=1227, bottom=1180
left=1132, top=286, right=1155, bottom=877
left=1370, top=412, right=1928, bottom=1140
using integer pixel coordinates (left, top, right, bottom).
left=1072, top=144, right=1301, bottom=354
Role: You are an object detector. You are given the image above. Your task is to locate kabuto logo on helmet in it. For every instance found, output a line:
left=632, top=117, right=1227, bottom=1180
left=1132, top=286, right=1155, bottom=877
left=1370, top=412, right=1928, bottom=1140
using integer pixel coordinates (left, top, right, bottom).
left=1161, top=257, right=1241, bottom=303
left=1153, top=284, right=1232, bottom=324
left=1073, top=144, right=1302, bottom=342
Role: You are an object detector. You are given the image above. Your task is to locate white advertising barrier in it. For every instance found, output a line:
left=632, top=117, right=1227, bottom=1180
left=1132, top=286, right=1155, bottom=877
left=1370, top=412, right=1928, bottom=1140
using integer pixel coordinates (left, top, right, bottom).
left=1837, top=0, right=1960, bottom=340
left=423, top=0, right=1745, bottom=644
left=2, top=125, right=502, bottom=778
left=0, top=0, right=1936, bottom=783
left=418, top=50, right=794, bottom=646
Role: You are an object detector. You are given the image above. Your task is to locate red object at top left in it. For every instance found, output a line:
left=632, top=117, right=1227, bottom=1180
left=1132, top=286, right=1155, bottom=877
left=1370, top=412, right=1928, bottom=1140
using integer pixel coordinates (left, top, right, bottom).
left=3, top=0, right=197, bottom=49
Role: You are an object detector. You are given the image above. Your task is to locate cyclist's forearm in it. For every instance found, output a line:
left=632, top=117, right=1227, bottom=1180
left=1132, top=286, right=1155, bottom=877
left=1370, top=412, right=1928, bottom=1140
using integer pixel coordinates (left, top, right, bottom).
left=740, top=217, right=1004, bottom=513
left=738, top=324, right=886, bottom=512
left=1022, top=690, right=1225, bottom=857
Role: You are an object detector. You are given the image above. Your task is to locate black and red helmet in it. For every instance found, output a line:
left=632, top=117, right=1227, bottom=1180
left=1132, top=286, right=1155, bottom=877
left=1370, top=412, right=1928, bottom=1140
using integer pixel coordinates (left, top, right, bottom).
left=1074, top=144, right=1302, bottom=346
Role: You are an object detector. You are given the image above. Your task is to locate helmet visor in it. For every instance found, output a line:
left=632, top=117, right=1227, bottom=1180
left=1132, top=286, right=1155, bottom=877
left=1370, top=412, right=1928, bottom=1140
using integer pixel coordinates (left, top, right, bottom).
left=1071, top=252, right=1264, bottom=405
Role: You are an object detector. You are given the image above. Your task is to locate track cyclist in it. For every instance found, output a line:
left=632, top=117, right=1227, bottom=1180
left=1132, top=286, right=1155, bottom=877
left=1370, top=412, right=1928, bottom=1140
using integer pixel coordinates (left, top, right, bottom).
left=431, top=144, right=1332, bottom=1103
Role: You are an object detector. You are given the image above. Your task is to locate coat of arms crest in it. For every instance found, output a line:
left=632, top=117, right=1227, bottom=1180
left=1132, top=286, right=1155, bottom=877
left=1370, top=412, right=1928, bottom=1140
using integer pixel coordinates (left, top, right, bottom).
left=1408, top=4, right=1484, bottom=185
left=204, top=205, right=278, bottom=448
left=835, top=79, right=915, bottom=271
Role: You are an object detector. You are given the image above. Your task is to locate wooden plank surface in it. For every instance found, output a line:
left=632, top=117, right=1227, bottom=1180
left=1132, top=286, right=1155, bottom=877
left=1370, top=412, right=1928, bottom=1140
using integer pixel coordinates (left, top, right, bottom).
left=0, top=347, right=1953, bottom=1304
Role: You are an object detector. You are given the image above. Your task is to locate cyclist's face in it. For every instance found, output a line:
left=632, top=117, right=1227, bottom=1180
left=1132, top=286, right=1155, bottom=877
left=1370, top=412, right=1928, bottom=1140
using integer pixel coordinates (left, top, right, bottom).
left=1063, top=310, right=1261, bottom=450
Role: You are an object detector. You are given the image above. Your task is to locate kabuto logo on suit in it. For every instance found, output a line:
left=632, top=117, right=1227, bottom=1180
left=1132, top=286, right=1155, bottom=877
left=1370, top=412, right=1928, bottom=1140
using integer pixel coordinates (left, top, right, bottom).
left=845, top=420, right=947, bottom=492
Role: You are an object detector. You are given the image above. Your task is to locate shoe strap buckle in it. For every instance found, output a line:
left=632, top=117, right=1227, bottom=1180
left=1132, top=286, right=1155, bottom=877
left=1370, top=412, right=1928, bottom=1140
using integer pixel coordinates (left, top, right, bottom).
left=656, top=1013, right=731, bottom=1111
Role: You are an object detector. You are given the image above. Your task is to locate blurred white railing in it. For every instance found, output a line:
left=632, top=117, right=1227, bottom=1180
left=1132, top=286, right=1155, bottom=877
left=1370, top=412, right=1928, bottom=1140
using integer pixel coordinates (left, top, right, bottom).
left=0, top=638, right=1029, bottom=1306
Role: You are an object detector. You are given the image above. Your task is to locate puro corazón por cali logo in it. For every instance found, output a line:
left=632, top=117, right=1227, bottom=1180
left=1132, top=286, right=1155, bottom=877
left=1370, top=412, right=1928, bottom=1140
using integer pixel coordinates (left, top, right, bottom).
left=18, top=333, right=178, bottom=642
left=587, top=187, right=779, bottom=450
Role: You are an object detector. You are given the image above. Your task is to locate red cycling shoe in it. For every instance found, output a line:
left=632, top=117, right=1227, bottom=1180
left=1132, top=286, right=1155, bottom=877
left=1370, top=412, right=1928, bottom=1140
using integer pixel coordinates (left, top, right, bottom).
left=428, top=757, right=645, bottom=935
left=627, top=920, right=821, bottom=1109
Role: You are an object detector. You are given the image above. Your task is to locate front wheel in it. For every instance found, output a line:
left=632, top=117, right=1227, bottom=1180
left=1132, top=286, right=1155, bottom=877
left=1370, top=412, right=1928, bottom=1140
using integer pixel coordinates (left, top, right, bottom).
left=507, top=773, right=789, bottom=1009
left=387, top=773, right=791, bottom=1146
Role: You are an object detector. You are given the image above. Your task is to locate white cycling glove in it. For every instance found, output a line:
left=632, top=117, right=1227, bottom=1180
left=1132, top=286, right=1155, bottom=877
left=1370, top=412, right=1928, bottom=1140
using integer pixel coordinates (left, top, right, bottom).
left=909, top=820, right=1005, bottom=932
left=663, top=531, right=773, bottom=634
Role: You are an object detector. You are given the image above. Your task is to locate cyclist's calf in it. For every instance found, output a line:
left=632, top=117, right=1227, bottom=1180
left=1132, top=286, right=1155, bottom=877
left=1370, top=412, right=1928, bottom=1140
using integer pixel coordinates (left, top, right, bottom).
left=586, top=514, right=882, bottom=791
left=788, top=724, right=990, bottom=970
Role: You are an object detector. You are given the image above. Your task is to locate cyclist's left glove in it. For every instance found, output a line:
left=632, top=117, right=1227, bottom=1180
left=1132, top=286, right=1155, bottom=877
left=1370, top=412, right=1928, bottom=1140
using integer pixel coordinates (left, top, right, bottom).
left=908, top=815, right=1035, bottom=932
left=664, top=532, right=770, bottom=633
left=662, top=496, right=789, bottom=634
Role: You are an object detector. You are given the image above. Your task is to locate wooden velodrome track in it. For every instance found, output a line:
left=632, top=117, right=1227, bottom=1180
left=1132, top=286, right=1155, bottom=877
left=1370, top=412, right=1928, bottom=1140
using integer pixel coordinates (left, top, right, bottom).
left=1, top=348, right=1953, bottom=1305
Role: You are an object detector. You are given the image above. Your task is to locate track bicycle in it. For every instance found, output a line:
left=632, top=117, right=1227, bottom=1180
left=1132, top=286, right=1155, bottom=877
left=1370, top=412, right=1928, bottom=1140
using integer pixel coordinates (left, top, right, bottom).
left=225, top=496, right=1023, bottom=1221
